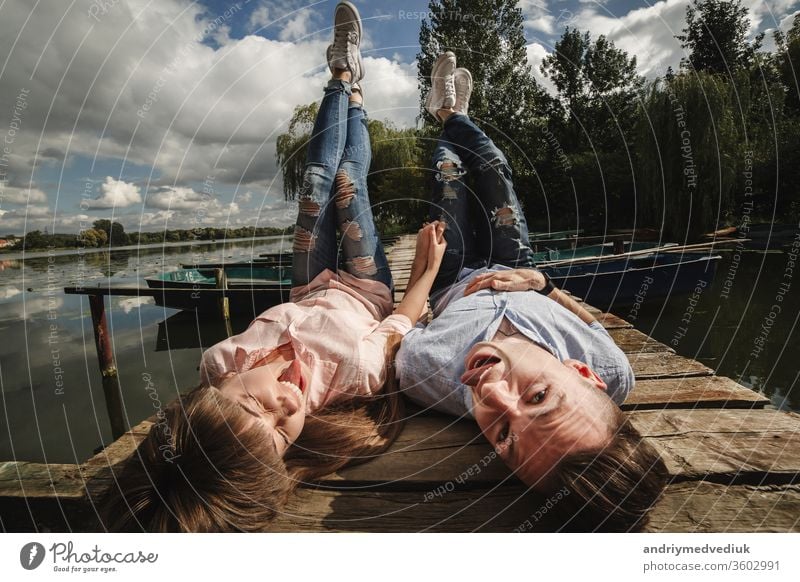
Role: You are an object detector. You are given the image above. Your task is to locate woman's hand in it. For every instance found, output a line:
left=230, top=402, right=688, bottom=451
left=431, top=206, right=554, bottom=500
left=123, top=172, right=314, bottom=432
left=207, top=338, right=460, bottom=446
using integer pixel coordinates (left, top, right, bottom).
left=463, top=268, right=549, bottom=296
left=425, top=221, right=446, bottom=274
left=394, top=222, right=447, bottom=323
left=413, top=221, right=446, bottom=274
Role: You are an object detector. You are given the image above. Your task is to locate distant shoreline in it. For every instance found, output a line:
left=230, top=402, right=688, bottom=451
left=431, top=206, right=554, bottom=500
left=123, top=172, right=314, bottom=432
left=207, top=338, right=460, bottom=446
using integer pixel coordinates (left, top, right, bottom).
left=0, top=235, right=289, bottom=261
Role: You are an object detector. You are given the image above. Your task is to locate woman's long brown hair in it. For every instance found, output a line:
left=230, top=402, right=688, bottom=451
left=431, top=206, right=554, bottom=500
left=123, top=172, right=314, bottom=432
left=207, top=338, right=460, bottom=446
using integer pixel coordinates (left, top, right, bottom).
left=100, top=333, right=406, bottom=532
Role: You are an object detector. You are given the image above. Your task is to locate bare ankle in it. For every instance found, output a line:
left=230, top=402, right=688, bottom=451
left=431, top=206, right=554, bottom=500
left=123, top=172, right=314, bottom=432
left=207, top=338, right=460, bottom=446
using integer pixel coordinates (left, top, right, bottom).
left=437, top=108, right=455, bottom=123
left=333, top=68, right=352, bottom=83
left=349, top=89, right=363, bottom=106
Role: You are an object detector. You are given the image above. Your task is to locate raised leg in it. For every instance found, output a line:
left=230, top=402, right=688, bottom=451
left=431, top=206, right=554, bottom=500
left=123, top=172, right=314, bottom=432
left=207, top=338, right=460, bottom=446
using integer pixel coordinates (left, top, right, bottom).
left=333, top=103, right=393, bottom=289
left=429, top=136, right=483, bottom=295
left=442, top=113, right=534, bottom=269
left=292, top=79, right=351, bottom=287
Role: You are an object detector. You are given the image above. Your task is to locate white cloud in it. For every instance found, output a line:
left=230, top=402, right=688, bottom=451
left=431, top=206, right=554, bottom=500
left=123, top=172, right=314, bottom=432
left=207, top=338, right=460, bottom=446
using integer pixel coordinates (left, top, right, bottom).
left=0, top=0, right=414, bottom=210
left=564, top=0, right=800, bottom=79
left=249, top=5, right=271, bottom=31
left=358, top=57, right=419, bottom=128
left=0, top=287, right=22, bottom=299
left=568, top=0, right=690, bottom=78
left=0, top=204, right=51, bottom=219
left=146, top=186, right=210, bottom=210
left=520, top=0, right=556, bottom=34
left=279, top=11, right=316, bottom=42
left=527, top=43, right=557, bottom=96
left=86, top=177, right=142, bottom=209
left=118, top=296, right=154, bottom=313
left=0, top=186, right=48, bottom=205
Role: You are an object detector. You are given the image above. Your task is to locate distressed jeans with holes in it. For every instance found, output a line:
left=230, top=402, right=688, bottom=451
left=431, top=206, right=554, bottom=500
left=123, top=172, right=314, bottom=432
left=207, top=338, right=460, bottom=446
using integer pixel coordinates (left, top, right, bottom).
left=292, top=79, right=392, bottom=290
left=429, top=113, right=534, bottom=295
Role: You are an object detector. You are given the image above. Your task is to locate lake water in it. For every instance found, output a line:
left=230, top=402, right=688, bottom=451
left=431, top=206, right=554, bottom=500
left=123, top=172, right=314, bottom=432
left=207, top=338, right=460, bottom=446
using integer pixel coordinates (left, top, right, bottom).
left=0, top=236, right=292, bottom=464
left=1, top=240, right=797, bottom=464
left=615, top=249, right=799, bottom=411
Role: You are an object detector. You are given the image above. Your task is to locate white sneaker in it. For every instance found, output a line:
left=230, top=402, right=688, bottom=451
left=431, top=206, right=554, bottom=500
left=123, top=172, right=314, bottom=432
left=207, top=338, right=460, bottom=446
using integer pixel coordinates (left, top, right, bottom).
left=326, top=2, right=364, bottom=85
left=425, top=52, right=457, bottom=122
left=453, top=68, right=472, bottom=116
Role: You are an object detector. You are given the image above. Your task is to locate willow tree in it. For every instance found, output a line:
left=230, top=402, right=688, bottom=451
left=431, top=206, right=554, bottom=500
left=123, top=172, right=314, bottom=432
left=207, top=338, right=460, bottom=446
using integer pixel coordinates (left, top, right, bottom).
left=275, top=103, right=428, bottom=231
left=276, top=102, right=319, bottom=201
left=635, top=73, right=740, bottom=240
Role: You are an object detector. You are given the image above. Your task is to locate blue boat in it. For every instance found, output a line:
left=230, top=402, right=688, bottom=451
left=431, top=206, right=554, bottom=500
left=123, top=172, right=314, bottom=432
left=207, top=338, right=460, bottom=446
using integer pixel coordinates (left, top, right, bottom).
left=148, top=250, right=719, bottom=313
left=541, top=252, right=721, bottom=309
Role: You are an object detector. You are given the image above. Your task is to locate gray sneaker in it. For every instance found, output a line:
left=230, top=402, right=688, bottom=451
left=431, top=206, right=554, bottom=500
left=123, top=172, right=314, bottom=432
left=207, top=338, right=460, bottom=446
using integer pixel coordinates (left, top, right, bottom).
left=326, top=1, right=364, bottom=84
left=425, top=52, right=457, bottom=122
left=453, top=68, right=473, bottom=116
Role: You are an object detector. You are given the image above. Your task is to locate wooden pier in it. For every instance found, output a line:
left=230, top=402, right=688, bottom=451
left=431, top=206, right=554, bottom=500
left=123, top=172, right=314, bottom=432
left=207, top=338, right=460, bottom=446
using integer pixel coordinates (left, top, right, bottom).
left=2, top=235, right=799, bottom=532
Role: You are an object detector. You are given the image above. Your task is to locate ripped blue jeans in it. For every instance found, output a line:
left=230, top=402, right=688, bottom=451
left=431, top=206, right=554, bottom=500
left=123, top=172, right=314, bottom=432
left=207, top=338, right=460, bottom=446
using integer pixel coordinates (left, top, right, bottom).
left=429, top=113, right=534, bottom=294
left=292, top=79, right=392, bottom=290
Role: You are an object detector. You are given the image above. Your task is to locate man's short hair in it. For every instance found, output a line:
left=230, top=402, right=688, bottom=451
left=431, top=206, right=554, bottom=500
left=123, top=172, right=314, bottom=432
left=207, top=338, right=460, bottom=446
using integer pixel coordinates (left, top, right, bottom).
left=545, top=409, right=669, bottom=531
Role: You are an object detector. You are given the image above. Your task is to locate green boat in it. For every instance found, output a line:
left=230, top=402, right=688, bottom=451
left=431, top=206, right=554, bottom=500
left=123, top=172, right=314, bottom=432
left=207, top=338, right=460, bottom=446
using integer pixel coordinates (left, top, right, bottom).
left=145, top=265, right=291, bottom=315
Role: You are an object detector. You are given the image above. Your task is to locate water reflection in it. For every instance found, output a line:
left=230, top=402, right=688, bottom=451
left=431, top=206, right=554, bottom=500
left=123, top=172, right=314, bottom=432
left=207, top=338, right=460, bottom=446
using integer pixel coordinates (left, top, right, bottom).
left=624, top=250, right=799, bottom=411
left=0, top=237, right=290, bottom=464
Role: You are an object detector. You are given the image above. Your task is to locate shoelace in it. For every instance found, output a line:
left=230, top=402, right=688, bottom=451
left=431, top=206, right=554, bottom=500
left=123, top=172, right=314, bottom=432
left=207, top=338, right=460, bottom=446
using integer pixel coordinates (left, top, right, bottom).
left=443, top=75, right=456, bottom=105
left=331, top=29, right=358, bottom=63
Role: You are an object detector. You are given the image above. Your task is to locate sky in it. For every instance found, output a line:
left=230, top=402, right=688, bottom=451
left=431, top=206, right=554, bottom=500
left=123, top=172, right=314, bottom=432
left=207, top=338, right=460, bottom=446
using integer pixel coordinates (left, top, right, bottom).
left=0, top=0, right=798, bottom=235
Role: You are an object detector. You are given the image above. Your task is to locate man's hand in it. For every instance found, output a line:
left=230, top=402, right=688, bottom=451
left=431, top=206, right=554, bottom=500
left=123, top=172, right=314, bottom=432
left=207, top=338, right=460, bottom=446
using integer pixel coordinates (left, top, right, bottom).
left=463, top=268, right=550, bottom=296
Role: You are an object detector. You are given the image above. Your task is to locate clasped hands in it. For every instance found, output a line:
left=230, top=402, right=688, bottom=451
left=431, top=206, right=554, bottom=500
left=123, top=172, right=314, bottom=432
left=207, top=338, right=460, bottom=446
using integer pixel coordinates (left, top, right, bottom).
left=413, top=221, right=447, bottom=274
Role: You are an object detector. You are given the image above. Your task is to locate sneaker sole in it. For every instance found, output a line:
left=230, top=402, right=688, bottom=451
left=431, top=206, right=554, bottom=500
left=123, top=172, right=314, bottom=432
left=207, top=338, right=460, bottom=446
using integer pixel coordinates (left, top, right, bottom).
left=454, top=67, right=473, bottom=114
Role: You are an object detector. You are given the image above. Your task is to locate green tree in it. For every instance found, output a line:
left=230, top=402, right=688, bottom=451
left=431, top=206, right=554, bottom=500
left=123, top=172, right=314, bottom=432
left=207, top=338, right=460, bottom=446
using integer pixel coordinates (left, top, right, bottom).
left=276, top=102, right=319, bottom=201
left=417, top=0, right=547, bottom=126
left=539, top=28, right=644, bottom=229
left=541, top=28, right=643, bottom=148
left=635, top=73, right=741, bottom=239
left=21, top=230, right=48, bottom=250
left=417, top=0, right=551, bottom=210
left=677, top=0, right=763, bottom=74
left=78, top=227, right=108, bottom=248
left=775, top=14, right=800, bottom=115
left=92, top=219, right=128, bottom=246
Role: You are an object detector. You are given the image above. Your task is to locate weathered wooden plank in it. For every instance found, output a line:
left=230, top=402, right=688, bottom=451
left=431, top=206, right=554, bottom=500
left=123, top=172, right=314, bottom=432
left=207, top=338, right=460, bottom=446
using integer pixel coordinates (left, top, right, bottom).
left=329, top=416, right=513, bottom=486
left=623, top=376, right=769, bottom=410
left=271, top=486, right=554, bottom=532
left=646, top=482, right=800, bottom=533
left=629, top=352, right=713, bottom=379
left=631, top=409, right=800, bottom=482
left=82, top=420, right=152, bottom=471
left=607, top=327, right=674, bottom=354
left=0, top=462, right=87, bottom=500
left=595, top=312, right=633, bottom=329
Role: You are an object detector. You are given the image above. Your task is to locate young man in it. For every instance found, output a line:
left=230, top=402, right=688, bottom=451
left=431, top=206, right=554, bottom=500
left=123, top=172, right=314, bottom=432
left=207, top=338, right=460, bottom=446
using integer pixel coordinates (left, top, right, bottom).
left=396, top=52, right=667, bottom=531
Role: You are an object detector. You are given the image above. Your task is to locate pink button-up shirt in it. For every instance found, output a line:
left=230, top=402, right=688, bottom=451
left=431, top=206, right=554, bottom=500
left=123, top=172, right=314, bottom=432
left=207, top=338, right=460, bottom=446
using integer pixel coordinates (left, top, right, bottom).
left=199, top=269, right=412, bottom=412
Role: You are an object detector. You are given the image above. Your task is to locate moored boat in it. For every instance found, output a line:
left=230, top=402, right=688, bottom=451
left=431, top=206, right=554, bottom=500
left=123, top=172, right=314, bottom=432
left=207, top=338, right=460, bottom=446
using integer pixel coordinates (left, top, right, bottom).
left=541, top=252, right=721, bottom=309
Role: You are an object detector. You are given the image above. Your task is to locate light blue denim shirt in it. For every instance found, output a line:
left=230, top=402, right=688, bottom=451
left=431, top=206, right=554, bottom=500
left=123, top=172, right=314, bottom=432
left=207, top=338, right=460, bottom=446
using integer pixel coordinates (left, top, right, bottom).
left=396, top=265, right=635, bottom=418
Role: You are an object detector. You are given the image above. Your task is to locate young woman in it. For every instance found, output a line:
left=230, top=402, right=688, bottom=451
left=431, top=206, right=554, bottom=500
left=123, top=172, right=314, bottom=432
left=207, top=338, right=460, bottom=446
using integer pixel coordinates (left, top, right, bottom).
left=101, top=2, right=446, bottom=532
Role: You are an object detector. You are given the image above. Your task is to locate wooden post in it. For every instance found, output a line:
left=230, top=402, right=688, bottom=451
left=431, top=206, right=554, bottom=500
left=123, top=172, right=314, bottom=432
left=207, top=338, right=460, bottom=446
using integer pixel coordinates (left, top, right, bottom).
left=215, top=268, right=233, bottom=338
left=88, top=294, right=127, bottom=440
left=613, top=238, right=625, bottom=254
